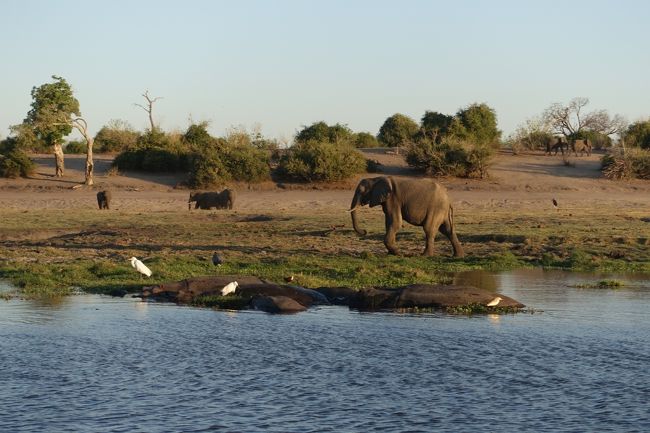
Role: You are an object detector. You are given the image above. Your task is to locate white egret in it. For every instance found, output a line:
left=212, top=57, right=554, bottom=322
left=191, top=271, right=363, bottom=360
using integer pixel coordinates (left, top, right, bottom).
left=221, top=281, right=238, bottom=296
left=129, top=257, right=152, bottom=277
left=486, top=296, right=503, bottom=307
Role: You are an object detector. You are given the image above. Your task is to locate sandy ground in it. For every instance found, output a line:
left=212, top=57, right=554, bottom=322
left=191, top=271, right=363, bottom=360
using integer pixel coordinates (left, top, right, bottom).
left=0, top=150, right=648, bottom=216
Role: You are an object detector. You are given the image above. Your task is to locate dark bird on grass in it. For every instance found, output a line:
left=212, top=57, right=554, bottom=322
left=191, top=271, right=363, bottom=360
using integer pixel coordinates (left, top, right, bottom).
left=212, top=252, right=223, bottom=266
left=284, top=275, right=295, bottom=283
left=552, top=198, right=558, bottom=209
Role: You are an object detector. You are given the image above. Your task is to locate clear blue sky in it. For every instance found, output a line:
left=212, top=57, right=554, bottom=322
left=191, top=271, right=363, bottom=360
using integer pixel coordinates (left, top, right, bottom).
left=2, top=0, right=649, bottom=141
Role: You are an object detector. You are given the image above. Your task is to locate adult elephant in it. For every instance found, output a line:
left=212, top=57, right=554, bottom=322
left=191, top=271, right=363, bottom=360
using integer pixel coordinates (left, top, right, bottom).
left=189, top=189, right=235, bottom=210
left=349, top=176, right=464, bottom=257
left=545, top=136, right=567, bottom=156
left=570, top=139, right=592, bottom=156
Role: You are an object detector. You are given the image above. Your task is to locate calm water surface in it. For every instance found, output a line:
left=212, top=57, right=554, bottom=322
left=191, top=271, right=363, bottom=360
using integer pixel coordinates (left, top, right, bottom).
left=1, top=269, right=649, bottom=432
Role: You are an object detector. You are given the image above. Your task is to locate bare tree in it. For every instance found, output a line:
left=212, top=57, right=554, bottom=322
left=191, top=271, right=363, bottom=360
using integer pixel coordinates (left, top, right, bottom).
left=70, top=117, right=95, bottom=185
left=543, top=97, right=626, bottom=138
left=134, top=90, right=163, bottom=131
left=53, top=116, right=95, bottom=185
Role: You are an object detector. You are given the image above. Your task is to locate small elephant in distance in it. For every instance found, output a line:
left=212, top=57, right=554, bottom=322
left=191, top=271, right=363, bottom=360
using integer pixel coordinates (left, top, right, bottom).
left=570, top=139, right=592, bottom=156
left=97, top=190, right=112, bottom=210
left=188, top=189, right=235, bottom=210
left=349, top=176, right=464, bottom=257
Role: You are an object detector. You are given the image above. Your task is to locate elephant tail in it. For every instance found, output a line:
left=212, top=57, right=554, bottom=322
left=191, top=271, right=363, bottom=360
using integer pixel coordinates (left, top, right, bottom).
left=448, top=204, right=455, bottom=231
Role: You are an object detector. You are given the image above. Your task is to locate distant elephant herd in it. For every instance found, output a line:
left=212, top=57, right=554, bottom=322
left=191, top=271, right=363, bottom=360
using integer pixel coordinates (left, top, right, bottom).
left=95, top=189, right=236, bottom=211
left=544, top=136, right=592, bottom=156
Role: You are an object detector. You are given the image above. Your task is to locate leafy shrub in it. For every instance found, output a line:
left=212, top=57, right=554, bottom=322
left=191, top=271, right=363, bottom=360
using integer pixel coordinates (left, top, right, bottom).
left=354, top=132, right=380, bottom=148
left=602, top=148, right=650, bottom=180
left=185, top=124, right=272, bottom=188
left=222, top=144, right=270, bottom=182
left=113, top=129, right=188, bottom=172
left=296, top=122, right=354, bottom=144
left=0, top=137, right=35, bottom=178
left=378, top=114, right=419, bottom=147
left=64, top=140, right=87, bottom=154
left=449, top=103, right=501, bottom=147
left=94, top=120, right=140, bottom=153
left=405, top=138, right=495, bottom=178
left=278, top=140, right=367, bottom=182
left=187, top=151, right=230, bottom=188
left=113, top=123, right=274, bottom=186
left=141, top=148, right=187, bottom=172
left=623, top=119, right=650, bottom=149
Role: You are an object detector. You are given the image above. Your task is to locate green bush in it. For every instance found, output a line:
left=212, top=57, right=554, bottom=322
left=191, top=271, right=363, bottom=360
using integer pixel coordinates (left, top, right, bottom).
left=450, top=103, right=501, bottom=147
left=296, top=122, right=354, bottom=144
left=184, top=124, right=272, bottom=188
left=278, top=140, right=367, bottom=182
left=94, top=120, right=140, bottom=153
left=602, top=148, right=650, bottom=180
left=0, top=137, right=35, bottom=178
left=64, top=140, right=87, bottom=154
left=405, top=138, right=495, bottom=178
left=113, top=129, right=188, bottom=172
left=222, top=144, right=270, bottom=182
left=378, top=114, right=419, bottom=147
left=113, top=123, right=274, bottom=186
left=623, top=120, right=650, bottom=150
left=187, top=151, right=230, bottom=188
left=354, top=132, right=380, bottom=148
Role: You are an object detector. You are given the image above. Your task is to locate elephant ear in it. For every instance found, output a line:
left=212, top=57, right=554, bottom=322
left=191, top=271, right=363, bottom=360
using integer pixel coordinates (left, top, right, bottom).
left=369, top=177, right=392, bottom=207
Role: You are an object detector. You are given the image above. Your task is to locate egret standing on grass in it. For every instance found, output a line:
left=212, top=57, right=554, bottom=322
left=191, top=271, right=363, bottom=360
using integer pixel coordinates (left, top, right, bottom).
left=129, top=257, right=152, bottom=277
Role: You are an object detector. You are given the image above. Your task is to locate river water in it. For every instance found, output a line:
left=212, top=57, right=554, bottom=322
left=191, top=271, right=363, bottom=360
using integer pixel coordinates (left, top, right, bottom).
left=1, top=269, right=649, bottom=432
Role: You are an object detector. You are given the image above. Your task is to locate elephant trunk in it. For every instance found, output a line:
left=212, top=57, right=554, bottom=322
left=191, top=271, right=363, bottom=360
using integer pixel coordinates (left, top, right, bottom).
left=350, top=190, right=367, bottom=236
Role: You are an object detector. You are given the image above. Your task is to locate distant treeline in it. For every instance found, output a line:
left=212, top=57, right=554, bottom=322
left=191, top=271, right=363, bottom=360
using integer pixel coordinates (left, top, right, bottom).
left=3, top=96, right=650, bottom=181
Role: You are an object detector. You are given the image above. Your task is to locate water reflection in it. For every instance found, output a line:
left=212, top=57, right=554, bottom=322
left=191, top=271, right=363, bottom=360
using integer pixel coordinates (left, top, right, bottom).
left=453, top=269, right=498, bottom=291
left=1, top=271, right=649, bottom=432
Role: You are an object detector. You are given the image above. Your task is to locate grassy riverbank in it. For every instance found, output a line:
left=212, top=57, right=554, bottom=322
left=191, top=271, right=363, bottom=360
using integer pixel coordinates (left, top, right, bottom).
left=1, top=205, right=648, bottom=298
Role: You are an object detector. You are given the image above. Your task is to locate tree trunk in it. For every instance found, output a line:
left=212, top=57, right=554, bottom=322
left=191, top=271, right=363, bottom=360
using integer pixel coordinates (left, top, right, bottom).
left=53, top=142, right=65, bottom=177
left=70, top=118, right=94, bottom=186
left=85, top=137, right=94, bottom=186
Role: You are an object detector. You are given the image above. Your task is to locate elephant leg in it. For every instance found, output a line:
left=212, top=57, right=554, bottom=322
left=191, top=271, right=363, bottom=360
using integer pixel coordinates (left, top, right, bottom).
left=439, top=219, right=465, bottom=258
left=384, top=213, right=401, bottom=255
left=423, top=226, right=437, bottom=256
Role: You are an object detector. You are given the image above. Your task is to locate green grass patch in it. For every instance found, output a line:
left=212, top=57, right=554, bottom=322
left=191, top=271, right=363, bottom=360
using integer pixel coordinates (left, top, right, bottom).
left=0, top=207, right=648, bottom=298
left=190, top=295, right=251, bottom=310
left=573, top=279, right=625, bottom=289
left=444, top=304, right=524, bottom=315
